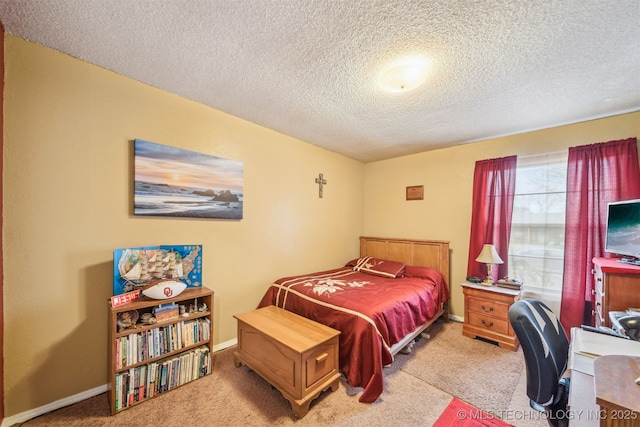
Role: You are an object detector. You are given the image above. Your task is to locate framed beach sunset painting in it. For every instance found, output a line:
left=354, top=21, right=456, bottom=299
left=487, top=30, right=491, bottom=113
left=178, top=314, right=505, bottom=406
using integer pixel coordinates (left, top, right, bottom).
left=134, top=139, right=243, bottom=219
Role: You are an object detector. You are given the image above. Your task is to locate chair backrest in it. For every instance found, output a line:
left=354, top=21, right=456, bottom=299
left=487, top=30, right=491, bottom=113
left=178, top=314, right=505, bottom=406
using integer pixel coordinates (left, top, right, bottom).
left=619, top=315, right=640, bottom=340
left=509, top=299, right=569, bottom=407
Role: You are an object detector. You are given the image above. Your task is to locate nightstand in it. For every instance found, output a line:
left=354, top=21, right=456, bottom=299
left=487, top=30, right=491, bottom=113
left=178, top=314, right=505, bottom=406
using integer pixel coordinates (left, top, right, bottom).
left=461, top=282, right=521, bottom=351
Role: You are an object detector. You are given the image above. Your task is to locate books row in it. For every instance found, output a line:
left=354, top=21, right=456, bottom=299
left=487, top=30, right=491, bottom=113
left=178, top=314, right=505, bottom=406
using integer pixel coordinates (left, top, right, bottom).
left=114, top=346, right=211, bottom=412
left=115, top=317, right=211, bottom=369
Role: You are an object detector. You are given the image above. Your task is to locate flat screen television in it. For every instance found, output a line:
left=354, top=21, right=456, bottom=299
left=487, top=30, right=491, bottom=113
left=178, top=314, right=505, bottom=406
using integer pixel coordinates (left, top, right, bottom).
left=605, top=199, right=640, bottom=263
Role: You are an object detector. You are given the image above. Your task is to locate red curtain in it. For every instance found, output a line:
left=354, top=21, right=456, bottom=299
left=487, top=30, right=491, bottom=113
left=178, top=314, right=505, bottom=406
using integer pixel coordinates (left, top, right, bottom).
left=467, top=156, right=517, bottom=281
left=560, top=138, right=640, bottom=333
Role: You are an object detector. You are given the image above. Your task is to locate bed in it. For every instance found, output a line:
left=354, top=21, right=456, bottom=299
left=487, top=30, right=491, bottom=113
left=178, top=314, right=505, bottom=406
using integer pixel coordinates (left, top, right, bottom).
left=257, top=236, right=450, bottom=403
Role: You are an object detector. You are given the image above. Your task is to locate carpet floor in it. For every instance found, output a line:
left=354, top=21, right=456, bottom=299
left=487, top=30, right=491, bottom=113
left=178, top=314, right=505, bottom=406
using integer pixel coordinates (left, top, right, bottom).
left=12, top=321, right=549, bottom=427
left=401, top=321, right=524, bottom=414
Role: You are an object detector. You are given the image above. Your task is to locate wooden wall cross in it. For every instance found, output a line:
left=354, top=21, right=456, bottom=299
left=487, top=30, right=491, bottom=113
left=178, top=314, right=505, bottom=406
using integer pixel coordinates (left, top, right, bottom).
left=315, top=173, right=327, bottom=198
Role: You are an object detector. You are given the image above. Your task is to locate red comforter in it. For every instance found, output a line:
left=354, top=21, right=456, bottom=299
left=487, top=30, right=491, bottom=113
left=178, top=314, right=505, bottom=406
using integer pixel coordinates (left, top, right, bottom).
left=257, top=264, right=449, bottom=403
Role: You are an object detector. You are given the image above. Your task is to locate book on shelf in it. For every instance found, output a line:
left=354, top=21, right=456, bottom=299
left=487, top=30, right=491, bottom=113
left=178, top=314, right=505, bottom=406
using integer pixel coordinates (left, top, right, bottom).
left=115, top=318, right=212, bottom=369
left=155, top=303, right=179, bottom=322
left=114, top=346, right=211, bottom=411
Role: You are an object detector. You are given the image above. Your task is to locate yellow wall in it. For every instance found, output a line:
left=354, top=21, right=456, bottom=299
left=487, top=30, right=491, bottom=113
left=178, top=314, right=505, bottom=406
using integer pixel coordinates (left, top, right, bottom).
left=364, top=111, right=640, bottom=319
left=2, top=36, right=364, bottom=416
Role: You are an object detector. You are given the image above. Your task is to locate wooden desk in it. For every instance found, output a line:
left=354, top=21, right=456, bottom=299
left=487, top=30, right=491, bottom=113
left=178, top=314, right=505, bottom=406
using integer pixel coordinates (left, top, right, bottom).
left=594, top=355, right=640, bottom=427
left=569, top=328, right=640, bottom=427
left=570, top=370, right=599, bottom=427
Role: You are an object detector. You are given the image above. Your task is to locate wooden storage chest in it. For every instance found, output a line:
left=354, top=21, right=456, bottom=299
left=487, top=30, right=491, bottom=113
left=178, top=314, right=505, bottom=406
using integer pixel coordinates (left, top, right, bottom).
left=234, top=305, right=340, bottom=418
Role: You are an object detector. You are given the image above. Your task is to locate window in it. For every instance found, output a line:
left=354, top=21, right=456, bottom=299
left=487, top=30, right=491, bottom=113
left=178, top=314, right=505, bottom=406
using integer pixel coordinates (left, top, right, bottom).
left=508, top=152, right=567, bottom=314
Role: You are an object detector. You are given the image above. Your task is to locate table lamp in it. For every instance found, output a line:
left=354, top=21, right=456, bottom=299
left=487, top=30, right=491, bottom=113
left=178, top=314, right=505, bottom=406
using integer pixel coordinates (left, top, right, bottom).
left=475, top=244, right=504, bottom=286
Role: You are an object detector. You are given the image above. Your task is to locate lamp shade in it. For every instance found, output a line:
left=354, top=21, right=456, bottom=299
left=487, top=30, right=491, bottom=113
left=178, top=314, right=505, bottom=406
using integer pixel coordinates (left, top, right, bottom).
left=475, top=244, right=504, bottom=264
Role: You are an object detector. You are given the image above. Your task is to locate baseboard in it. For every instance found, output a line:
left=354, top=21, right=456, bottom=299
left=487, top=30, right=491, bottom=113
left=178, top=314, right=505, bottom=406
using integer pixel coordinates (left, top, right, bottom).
left=1, top=384, right=107, bottom=427
left=1, top=339, right=238, bottom=427
left=214, top=338, right=237, bottom=352
left=449, top=314, right=464, bottom=323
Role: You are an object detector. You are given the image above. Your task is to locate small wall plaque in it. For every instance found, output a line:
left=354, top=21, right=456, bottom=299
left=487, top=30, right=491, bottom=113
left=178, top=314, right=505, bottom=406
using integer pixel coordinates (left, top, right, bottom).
left=406, top=185, right=424, bottom=200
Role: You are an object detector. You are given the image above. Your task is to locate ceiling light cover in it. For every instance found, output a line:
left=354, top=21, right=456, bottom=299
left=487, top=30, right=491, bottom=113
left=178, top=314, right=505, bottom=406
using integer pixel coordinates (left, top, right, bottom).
left=379, top=56, right=431, bottom=93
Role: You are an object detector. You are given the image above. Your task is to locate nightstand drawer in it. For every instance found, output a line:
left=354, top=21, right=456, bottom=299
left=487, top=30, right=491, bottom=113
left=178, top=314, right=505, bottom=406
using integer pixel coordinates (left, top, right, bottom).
left=467, top=312, right=510, bottom=335
left=467, top=297, right=509, bottom=319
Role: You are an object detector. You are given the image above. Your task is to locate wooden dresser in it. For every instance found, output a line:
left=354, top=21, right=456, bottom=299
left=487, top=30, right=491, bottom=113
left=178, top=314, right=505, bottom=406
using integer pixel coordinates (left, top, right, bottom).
left=592, top=257, right=640, bottom=327
left=233, top=305, right=341, bottom=418
left=461, top=282, right=521, bottom=351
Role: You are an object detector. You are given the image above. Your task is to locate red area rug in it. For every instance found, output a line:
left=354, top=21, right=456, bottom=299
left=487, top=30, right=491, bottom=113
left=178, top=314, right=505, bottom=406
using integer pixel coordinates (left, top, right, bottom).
left=433, top=398, right=515, bottom=427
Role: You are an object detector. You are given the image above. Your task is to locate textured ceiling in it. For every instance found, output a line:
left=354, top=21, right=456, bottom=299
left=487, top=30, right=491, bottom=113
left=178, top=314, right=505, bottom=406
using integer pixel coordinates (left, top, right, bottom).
left=1, top=0, right=639, bottom=163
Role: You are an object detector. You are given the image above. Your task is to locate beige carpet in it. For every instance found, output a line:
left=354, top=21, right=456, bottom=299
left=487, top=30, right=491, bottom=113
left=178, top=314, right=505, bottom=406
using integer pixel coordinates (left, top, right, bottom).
left=13, top=321, right=547, bottom=427
left=400, top=321, right=524, bottom=414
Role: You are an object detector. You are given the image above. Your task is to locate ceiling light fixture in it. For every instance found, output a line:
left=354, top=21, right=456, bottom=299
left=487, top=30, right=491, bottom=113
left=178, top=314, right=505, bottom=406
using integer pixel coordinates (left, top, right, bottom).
left=379, top=56, right=431, bottom=93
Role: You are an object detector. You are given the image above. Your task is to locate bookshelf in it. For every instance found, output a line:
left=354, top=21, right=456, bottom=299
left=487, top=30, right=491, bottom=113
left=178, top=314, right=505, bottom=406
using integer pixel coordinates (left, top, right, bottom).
left=108, top=286, right=214, bottom=414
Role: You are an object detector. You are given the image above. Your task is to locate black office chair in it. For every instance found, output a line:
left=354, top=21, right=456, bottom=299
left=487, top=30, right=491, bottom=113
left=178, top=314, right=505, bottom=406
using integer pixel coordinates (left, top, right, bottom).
left=508, top=299, right=570, bottom=427
left=619, top=315, right=640, bottom=340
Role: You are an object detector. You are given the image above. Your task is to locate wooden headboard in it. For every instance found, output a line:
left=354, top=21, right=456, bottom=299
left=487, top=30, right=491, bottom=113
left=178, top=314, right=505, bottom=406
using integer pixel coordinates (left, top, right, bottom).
left=360, top=236, right=450, bottom=286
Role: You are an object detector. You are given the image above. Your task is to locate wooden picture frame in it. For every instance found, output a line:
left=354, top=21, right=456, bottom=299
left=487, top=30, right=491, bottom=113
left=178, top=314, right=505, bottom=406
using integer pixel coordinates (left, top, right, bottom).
left=406, top=185, right=424, bottom=200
